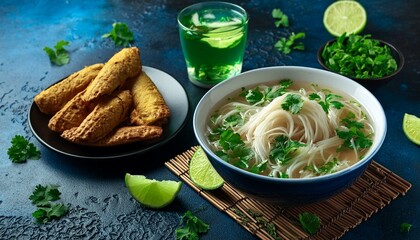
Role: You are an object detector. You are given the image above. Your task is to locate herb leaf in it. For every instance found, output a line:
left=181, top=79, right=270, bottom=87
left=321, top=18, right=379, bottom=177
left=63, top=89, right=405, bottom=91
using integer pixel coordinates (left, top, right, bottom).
left=29, top=184, right=69, bottom=224
left=281, top=94, right=304, bottom=114
left=102, top=22, right=134, bottom=47
left=299, top=212, right=321, bottom=235
left=7, top=135, right=41, bottom=163
left=400, top=222, right=412, bottom=233
left=176, top=210, right=209, bottom=240
left=272, top=8, right=289, bottom=28
left=269, top=135, right=306, bottom=164
left=309, top=92, right=344, bottom=114
left=337, top=114, right=373, bottom=151
left=275, top=32, right=305, bottom=54
left=43, top=40, right=70, bottom=66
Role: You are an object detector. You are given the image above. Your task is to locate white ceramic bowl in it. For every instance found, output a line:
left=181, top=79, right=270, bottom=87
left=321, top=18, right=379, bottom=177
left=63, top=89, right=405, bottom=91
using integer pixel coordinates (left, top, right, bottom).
left=193, top=66, right=387, bottom=204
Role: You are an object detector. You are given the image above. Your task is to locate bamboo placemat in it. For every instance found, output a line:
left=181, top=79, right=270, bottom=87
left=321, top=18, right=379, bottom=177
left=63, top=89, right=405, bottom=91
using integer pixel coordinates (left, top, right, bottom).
left=165, top=146, right=412, bottom=240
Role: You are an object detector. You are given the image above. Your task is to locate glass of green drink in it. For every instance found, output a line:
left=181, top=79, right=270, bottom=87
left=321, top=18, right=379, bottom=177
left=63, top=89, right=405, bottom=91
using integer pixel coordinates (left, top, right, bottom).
left=178, top=2, right=248, bottom=88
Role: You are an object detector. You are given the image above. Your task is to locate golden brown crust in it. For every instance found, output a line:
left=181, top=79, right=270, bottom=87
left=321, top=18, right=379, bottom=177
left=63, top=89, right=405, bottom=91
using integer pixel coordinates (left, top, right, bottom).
left=34, top=63, right=103, bottom=115
left=128, top=71, right=171, bottom=126
left=82, top=47, right=141, bottom=102
left=92, top=125, right=163, bottom=146
left=48, top=90, right=95, bottom=133
left=61, top=90, right=133, bottom=144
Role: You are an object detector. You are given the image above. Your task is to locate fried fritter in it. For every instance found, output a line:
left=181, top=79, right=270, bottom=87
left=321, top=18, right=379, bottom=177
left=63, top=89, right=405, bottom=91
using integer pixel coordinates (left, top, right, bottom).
left=92, top=125, right=163, bottom=146
left=34, top=63, right=103, bottom=115
left=82, top=47, right=141, bottom=102
left=48, top=90, right=95, bottom=133
left=61, top=90, right=133, bottom=144
left=128, top=71, right=171, bottom=126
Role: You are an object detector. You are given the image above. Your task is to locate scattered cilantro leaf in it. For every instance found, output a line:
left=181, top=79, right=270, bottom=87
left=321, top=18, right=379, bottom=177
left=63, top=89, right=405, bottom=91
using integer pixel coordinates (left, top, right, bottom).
left=305, top=158, right=340, bottom=175
left=43, top=40, right=70, bottom=66
left=299, top=212, right=321, bottom=235
left=337, top=114, right=373, bottom=151
left=176, top=210, right=209, bottom=240
left=7, top=135, right=41, bottom=163
left=272, top=8, right=289, bottom=28
left=309, top=92, right=344, bottom=113
left=102, top=22, right=134, bottom=47
left=29, top=184, right=69, bottom=224
left=321, top=33, right=398, bottom=79
left=240, top=79, right=293, bottom=104
left=400, top=222, right=412, bottom=233
left=275, top=32, right=305, bottom=54
left=269, top=135, right=306, bottom=164
left=281, top=94, right=304, bottom=114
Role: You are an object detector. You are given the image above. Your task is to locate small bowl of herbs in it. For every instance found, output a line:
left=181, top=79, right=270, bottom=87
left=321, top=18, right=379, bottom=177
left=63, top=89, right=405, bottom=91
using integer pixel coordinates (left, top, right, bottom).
left=317, top=33, right=404, bottom=82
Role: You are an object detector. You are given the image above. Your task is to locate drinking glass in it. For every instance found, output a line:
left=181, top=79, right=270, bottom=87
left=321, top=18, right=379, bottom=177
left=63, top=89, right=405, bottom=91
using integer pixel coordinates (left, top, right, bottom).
left=178, top=2, right=248, bottom=88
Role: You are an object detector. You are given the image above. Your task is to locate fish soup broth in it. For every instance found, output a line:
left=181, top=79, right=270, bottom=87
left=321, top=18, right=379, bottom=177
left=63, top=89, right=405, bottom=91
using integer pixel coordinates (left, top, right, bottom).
left=206, top=79, right=374, bottom=179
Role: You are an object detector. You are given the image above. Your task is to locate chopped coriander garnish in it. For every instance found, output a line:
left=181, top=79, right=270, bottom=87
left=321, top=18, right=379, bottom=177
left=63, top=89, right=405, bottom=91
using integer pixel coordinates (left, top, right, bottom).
left=272, top=8, right=289, bottom=28
left=321, top=33, right=398, bottom=79
left=7, top=135, right=41, bottom=163
left=275, top=32, right=305, bottom=54
left=176, top=210, right=209, bottom=240
left=336, top=113, right=373, bottom=151
left=269, top=135, right=306, bottom=165
left=309, top=92, right=344, bottom=114
left=29, top=184, right=69, bottom=224
left=43, top=40, right=70, bottom=66
left=281, top=93, right=304, bottom=114
left=102, top=22, right=134, bottom=47
left=299, top=212, right=321, bottom=235
left=400, top=222, right=412, bottom=233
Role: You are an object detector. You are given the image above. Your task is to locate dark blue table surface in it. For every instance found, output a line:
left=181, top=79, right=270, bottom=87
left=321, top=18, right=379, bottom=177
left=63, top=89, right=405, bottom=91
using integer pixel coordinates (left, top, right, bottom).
left=0, top=0, right=418, bottom=239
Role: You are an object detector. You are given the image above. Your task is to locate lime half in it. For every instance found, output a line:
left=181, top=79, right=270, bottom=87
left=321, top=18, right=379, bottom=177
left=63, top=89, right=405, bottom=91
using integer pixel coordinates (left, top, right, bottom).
left=125, top=173, right=182, bottom=209
left=323, top=0, right=367, bottom=37
left=189, top=146, right=224, bottom=190
left=403, top=113, right=420, bottom=145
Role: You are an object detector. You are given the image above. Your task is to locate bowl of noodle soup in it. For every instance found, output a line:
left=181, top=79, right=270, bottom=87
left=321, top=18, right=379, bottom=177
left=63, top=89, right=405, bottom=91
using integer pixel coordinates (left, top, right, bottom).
left=193, top=66, right=386, bottom=204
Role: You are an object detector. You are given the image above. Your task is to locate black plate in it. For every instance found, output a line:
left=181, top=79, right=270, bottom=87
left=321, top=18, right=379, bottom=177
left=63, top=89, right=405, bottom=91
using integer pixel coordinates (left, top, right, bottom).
left=28, top=66, right=189, bottom=159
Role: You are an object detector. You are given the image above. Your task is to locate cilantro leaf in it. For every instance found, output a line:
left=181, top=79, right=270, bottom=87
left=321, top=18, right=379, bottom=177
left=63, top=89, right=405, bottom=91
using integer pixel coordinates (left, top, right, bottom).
left=102, top=22, right=134, bottom=47
left=176, top=210, right=209, bottom=240
left=272, top=8, right=289, bottom=28
left=269, top=135, right=306, bottom=164
left=29, top=184, right=69, bottom=224
left=7, top=135, right=41, bottom=163
left=336, top=114, right=373, bottom=151
left=281, top=94, right=304, bottom=114
left=309, top=92, right=344, bottom=114
left=43, top=40, right=70, bottom=66
left=400, top=222, right=412, bottom=233
left=275, top=32, right=305, bottom=54
left=299, top=212, right=321, bottom=235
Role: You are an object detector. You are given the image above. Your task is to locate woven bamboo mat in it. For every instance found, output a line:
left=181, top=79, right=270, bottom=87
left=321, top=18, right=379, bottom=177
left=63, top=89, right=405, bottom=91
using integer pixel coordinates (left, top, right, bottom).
left=165, top=146, right=412, bottom=240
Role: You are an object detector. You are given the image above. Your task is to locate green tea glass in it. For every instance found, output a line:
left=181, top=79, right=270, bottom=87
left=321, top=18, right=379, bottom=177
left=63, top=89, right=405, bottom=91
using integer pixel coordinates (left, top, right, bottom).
left=178, top=1, right=248, bottom=88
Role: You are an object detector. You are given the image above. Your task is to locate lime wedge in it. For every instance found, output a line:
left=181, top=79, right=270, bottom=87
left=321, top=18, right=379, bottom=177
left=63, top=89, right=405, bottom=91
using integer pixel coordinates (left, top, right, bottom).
left=125, top=173, right=182, bottom=209
left=403, top=113, right=420, bottom=145
left=323, top=0, right=367, bottom=37
left=189, top=146, right=224, bottom=190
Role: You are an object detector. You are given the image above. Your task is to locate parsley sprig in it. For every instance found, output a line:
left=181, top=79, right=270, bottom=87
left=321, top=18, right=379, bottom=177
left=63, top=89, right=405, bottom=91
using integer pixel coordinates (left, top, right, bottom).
left=299, top=212, right=321, bottom=235
left=29, top=184, right=69, bottom=224
left=281, top=93, right=304, bottom=114
left=7, top=135, right=41, bottom=163
left=102, top=22, right=134, bottom=47
left=176, top=210, right=210, bottom=240
left=43, top=40, right=70, bottom=66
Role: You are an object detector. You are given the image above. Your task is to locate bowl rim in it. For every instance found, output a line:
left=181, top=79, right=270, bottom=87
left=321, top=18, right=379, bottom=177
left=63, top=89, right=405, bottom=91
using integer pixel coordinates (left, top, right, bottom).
left=193, top=66, right=387, bottom=183
left=317, top=37, right=405, bottom=81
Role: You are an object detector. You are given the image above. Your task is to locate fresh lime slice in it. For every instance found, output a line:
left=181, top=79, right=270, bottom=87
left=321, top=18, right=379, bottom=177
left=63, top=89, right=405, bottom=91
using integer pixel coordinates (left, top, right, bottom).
left=189, top=146, right=224, bottom=190
left=323, top=0, right=367, bottom=37
left=403, top=113, right=420, bottom=145
left=125, top=173, right=182, bottom=209
left=201, top=26, right=244, bottom=49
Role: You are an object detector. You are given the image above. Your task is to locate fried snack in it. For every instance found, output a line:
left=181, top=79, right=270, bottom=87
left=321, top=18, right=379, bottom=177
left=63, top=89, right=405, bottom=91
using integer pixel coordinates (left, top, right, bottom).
left=34, top=63, right=104, bottom=115
left=61, top=90, right=133, bottom=144
left=128, top=71, right=171, bottom=126
left=92, top=125, right=163, bottom=146
left=48, top=90, right=95, bottom=133
left=82, top=47, right=141, bottom=102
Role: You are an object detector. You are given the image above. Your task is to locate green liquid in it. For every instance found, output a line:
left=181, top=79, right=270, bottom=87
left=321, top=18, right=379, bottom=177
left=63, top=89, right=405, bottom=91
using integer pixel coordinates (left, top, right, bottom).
left=179, top=8, right=248, bottom=87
